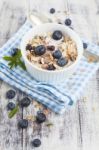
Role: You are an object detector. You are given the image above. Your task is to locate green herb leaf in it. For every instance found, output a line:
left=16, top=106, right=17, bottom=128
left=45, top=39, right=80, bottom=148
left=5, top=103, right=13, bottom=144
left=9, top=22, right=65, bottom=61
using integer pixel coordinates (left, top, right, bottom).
left=46, top=122, right=53, bottom=127
left=3, top=56, right=13, bottom=61
left=8, top=105, right=19, bottom=118
left=3, top=49, right=26, bottom=70
left=18, top=60, right=26, bottom=70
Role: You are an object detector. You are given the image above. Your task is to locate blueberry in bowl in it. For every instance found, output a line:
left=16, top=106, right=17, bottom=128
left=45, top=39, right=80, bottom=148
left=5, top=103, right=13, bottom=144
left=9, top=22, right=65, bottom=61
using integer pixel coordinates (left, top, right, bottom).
left=52, top=30, right=63, bottom=40
left=52, top=50, right=62, bottom=59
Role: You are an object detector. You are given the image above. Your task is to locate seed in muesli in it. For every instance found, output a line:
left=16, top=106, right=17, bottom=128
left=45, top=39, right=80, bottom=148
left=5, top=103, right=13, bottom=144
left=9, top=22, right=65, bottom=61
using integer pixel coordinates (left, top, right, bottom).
left=47, top=45, right=55, bottom=51
left=47, top=64, right=56, bottom=70
left=26, top=44, right=33, bottom=51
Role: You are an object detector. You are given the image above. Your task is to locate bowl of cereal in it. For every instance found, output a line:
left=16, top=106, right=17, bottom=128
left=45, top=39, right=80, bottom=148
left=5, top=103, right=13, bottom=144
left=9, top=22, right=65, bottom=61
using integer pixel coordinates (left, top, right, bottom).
left=20, top=23, right=83, bottom=83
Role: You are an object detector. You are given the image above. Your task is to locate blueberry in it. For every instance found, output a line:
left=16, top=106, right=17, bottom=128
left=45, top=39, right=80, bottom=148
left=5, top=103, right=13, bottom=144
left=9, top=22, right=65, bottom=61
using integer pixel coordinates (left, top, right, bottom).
left=65, top=18, right=72, bottom=26
left=57, top=57, right=68, bottom=67
left=47, top=64, right=56, bottom=70
left=20, top=97, right=31, bottom=107
left=68, top=100, right=73, bottom=106
left=83, top=42, right=87, bottom=49
left=31, top=139, right=41, bottom=147
left=47, top=45, right=55, bottom=51
left=36, top=113, right=46, bottom=123
left=50, top=8, right=55, bottom=14
left=34, top=45, right=46, bottom=56
left=6, top=90, right=16, bottom=99
left=52, top=30, right=63, bottom=40
left=52, top=50, right=62, bottom=59
left=18, top=119, right=28, bottom=129
left=11, top=48, right=19, bottom=56
left=7, top=102, right=15, bottom=110
left=26, top=44, right=33, bottom=51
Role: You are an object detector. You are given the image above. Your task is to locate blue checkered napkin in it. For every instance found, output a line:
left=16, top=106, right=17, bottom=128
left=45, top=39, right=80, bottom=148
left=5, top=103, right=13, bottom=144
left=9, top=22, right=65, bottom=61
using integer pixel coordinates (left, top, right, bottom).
left=0, top=21, right=99, bottom=114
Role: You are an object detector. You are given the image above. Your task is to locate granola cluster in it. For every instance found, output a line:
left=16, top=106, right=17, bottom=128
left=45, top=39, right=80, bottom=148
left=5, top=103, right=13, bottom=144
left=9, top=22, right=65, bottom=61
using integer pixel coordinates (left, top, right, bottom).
left=26, top=30, right=77, bottom=71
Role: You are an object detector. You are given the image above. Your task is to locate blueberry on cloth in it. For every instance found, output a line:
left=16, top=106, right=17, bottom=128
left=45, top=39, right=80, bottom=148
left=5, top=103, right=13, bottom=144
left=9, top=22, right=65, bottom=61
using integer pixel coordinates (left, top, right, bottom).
left=11, top=48, right=19, bottom=56
left=20, top=97, right=31, bottom=107
left=65, top=18, right=72, bottom=26
left=83, top=42, right=88, bottom=49
left=50, top=8, right=55, bottom=14
left=47, top=64, right=56, bottom=70
left=52, top=50, right=62, bottom=59
left=57, top=57, right=68, bottom=67
left=36, top=113, right=46, bottom=123
left=26, top=44, right=33, bottom=51
left=6, top=90, right=16, bottom=99
left=18, top=119, right=28, bottom=129
left=68, top=100, right=73, bottom=106
left=52, top=30, right=63, bottom=40
left=7, top=102, right=15, bottom=110
left=34, top=45, right=46, bottom=56
left=31, top=139, right=41, bottom=147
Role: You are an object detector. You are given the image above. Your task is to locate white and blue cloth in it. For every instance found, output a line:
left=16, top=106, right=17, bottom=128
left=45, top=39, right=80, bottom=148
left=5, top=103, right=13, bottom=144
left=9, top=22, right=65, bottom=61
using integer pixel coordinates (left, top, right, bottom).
left=0, top=21, right=99, bottom=114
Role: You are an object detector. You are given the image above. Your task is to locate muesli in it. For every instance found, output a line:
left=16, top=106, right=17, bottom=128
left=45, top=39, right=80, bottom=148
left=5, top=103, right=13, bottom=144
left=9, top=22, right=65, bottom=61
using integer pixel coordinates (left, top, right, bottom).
left=26, top=30, right=77, bottom=71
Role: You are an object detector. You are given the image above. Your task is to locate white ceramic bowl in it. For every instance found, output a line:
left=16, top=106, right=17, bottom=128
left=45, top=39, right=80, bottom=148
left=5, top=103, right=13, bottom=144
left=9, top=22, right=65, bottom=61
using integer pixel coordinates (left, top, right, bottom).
left=20, top=23, right=83, bottom=83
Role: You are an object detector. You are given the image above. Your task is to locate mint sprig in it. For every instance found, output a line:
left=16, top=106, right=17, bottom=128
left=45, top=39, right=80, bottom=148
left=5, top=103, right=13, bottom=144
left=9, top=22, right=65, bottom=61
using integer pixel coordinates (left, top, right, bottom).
left=3, top=50, right=26, bottom=70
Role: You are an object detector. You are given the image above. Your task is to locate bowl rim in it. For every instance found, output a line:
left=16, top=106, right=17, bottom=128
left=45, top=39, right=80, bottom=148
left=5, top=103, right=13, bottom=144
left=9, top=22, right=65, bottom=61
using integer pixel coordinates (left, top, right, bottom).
left=20, top=23, right=83, bottom=73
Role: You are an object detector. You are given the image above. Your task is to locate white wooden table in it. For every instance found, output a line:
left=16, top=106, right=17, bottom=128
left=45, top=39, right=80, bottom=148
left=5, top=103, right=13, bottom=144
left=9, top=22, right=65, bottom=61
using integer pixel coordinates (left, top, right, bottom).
left=0, top=0, right=99, bottom=150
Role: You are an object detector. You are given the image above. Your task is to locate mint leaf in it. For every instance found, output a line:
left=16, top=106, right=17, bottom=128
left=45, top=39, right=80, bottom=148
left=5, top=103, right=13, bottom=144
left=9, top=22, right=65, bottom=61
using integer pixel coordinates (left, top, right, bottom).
left=8, top=105, right=19, bottom=118
left=18, top=60, right=26, bottom=70
left=3, top=56, right=13, bottom=61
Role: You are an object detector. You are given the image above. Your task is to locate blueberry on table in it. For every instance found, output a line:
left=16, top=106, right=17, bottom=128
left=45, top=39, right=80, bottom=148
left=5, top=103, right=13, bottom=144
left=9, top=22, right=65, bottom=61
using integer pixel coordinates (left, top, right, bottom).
left=31, top=139, right=41, bottom=147
left=6, top=90, right=16, bottom=99
left=26, top=44, right=33, bottom=51
left=34, top=45, right=46, bottom=56
left=52, top=50, right=62, bottom=59
left=65, top=18, right=72, bottom=26
left=57, top=57, right=68, bottom=67
left=20, top=97, right=31, bottom=107
left=83, top=42, right=88, bottom=49
left=49, top=8, right=55, bottom=14
left=7, top=102, right=15, bottom=110
left=18, top=119, right=28, bottom=129
left=52, top=30, right=63, bottom=40
left=36, top=113, right=46, bottom=123
left=47, top=64, right=56, bottom=70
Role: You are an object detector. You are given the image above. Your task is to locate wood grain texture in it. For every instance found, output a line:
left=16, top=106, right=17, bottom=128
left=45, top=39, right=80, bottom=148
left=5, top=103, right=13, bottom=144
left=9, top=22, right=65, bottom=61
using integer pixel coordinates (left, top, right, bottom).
left=0, top=0, right=99, bottom=150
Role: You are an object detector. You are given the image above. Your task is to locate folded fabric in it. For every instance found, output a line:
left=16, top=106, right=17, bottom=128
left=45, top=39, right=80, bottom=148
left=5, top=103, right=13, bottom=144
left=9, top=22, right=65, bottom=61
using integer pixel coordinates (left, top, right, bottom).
left=0, top=21, right=99, bottom=114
